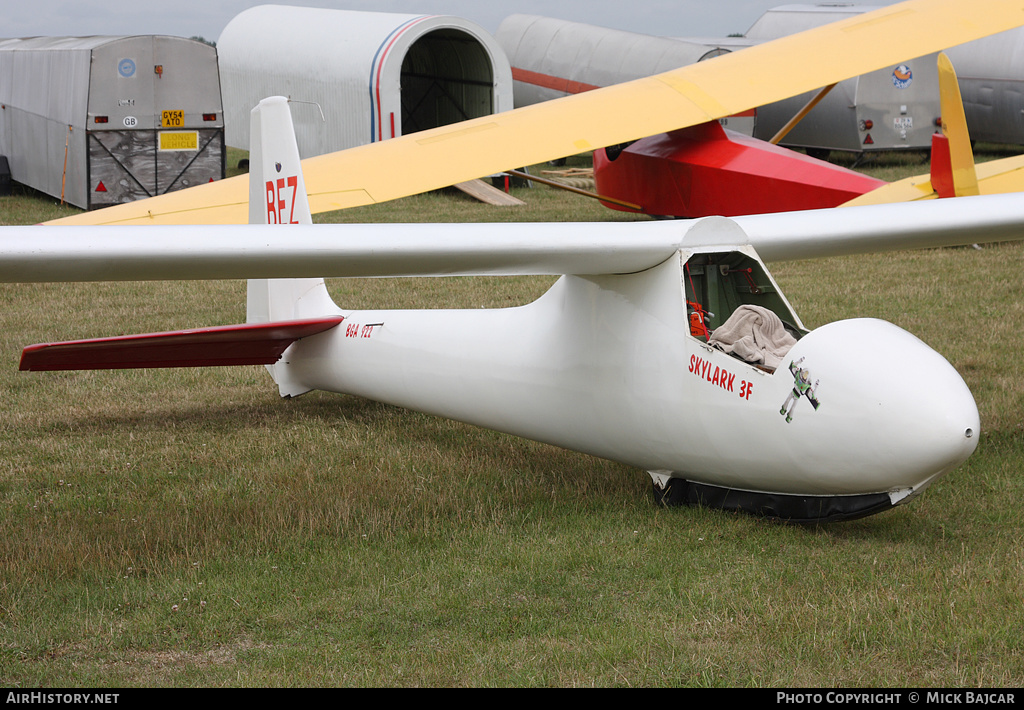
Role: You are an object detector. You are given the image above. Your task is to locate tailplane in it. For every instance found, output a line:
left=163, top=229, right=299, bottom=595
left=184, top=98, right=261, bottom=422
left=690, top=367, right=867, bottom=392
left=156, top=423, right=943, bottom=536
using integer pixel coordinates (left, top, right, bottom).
left=19, top=97, right=344, bottom=382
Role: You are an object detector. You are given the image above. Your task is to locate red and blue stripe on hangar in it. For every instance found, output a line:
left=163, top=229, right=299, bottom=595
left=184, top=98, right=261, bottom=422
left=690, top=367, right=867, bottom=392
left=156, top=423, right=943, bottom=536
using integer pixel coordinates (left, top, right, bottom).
left=217, top=6, right=514, bottom=158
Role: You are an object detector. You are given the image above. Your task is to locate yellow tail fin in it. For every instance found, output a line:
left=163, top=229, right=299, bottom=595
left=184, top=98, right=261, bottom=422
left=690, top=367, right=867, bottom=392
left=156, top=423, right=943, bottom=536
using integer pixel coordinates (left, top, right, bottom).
left=931, top=52, right=979, bottom=198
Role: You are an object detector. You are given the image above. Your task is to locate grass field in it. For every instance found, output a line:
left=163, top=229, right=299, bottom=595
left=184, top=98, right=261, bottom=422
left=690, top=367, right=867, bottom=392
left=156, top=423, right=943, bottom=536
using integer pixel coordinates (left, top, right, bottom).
left=0, top=150, right=1022, bottom=687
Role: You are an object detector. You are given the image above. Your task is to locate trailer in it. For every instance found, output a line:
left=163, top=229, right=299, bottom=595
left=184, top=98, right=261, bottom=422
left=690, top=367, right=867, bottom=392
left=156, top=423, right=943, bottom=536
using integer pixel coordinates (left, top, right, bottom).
left=0, top=35, right=224, bottom=209
left=944, top=27, right=1024, bottom=146
left=495, top=15, right=752, bottom=133
left=494, top=9, right=941, bottom=154
left=743, top=5, right=940, bottom=158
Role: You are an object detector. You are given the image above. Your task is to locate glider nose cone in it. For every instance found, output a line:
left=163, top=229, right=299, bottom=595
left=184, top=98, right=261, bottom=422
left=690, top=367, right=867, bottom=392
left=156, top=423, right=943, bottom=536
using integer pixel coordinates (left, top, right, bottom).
left=789, top=319, right=979, bottom=495
left=891, top=368, right=980, bottom=482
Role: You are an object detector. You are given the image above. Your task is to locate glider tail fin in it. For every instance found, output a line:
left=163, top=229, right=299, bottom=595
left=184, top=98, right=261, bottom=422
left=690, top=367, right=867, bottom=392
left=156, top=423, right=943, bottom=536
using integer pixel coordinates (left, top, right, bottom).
left=245, top=96, right=341, bottom=396
left=245, top=96, right=336, bottom=322
left=930, top=52, right=980, bottom=199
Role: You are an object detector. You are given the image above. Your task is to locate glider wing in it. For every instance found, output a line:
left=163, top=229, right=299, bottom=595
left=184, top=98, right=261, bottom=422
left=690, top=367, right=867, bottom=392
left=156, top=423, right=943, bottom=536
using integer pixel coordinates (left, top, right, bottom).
left=4, top=193, right=1024, bottom=283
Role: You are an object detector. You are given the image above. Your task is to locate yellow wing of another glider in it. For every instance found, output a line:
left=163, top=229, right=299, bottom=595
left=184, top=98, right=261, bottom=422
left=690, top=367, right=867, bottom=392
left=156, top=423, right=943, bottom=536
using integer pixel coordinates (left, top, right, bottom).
left=47, top=0, right=1024, bottom=226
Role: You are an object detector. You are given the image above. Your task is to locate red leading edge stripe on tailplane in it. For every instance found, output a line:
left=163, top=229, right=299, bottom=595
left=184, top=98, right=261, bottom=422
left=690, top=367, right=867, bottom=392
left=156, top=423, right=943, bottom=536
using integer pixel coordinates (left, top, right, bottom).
left=19, top=317, right=345, bottom=371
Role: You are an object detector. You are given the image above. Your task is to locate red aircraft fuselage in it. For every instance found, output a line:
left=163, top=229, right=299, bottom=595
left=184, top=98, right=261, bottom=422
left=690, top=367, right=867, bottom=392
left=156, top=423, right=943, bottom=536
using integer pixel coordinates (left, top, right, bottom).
left=592, top=121, right=886, bottom=218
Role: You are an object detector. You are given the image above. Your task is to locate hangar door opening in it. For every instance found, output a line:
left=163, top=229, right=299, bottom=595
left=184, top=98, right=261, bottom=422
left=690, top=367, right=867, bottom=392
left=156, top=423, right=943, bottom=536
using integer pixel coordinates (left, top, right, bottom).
left=400, top=29, right=495, bottom=135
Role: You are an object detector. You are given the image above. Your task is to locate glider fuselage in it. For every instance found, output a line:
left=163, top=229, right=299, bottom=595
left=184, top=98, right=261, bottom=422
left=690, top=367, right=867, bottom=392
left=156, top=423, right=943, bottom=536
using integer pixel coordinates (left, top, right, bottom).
left=276, top=243, right=978, bottom=521
left=9, top=92, right=992, bottom=523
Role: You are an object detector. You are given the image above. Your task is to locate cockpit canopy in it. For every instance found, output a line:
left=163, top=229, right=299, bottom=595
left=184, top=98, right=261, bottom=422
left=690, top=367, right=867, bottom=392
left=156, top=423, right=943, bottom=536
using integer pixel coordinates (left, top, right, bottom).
left=683, top=249, right=804, bottom=370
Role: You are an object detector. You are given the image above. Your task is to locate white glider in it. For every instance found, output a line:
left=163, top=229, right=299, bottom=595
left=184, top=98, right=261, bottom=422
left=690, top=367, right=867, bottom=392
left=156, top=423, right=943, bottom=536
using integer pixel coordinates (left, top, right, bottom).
left=5, top=97, right=1022, bottom=522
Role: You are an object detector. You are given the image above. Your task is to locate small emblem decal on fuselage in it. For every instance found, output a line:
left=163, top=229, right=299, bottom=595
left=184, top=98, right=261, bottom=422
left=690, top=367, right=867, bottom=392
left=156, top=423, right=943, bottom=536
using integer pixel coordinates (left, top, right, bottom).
left=780, top=357, right=820, bottom=423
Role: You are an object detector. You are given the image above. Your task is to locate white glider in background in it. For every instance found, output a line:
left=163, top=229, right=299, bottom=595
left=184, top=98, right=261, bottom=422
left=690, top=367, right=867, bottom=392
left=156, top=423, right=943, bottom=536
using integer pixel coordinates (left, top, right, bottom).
left=5, top=97, right=1023, bottom=522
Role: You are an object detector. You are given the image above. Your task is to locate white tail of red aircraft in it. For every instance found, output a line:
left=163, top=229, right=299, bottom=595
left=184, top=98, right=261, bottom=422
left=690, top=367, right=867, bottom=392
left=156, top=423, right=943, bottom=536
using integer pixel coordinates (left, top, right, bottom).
left=7, top=96, right=1023, bottom=522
